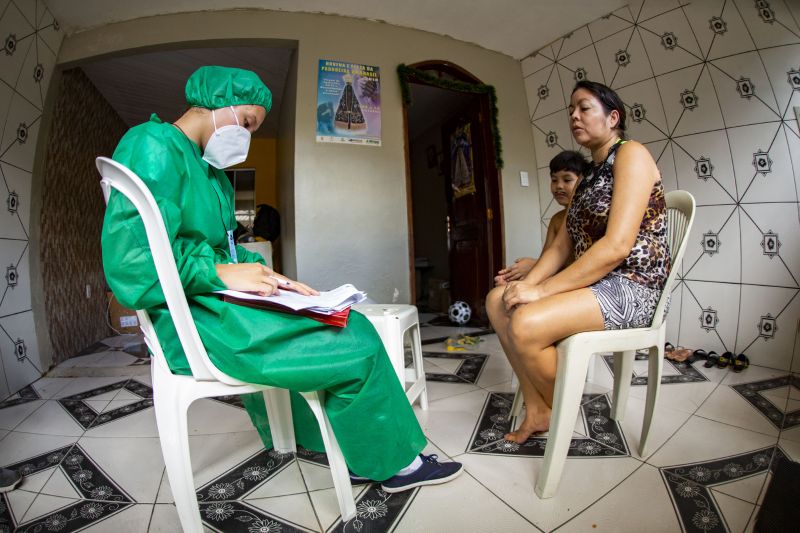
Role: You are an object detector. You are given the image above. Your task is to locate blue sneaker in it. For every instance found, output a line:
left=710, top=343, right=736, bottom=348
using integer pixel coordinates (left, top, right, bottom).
left=348, top=471, right=373, bottom=486
left=380, top=454, right=463, bottom=493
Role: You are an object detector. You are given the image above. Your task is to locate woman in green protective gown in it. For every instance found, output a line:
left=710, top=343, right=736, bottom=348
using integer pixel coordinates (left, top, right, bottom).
left=101, top=66, right=462, bottom=491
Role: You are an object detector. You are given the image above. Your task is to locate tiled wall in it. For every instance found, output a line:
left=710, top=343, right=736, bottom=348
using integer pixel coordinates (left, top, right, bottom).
left=0, top=0, right=62, bottom=398
left=522, top=0, right=800, bottom=371
left=40, top=68, right=126, bottom=367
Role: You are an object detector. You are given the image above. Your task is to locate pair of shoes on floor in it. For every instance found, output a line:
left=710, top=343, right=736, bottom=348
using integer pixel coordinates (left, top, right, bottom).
left=0, top=468, right=22, bottom=493
left=703, top=351, right=749, bottom=372
left=349, top=454, right=464, bottom=493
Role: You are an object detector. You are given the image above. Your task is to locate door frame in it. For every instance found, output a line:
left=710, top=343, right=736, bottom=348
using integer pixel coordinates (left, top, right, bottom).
left=399, top=60, right=504, bottom=308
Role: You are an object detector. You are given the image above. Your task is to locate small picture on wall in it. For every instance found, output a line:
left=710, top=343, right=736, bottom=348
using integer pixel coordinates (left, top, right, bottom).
left=426, top=145, right=437, bottom=168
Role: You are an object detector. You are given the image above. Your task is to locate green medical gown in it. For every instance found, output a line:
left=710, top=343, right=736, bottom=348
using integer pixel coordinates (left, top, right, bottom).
left=101, top=114, right=426, bottom=480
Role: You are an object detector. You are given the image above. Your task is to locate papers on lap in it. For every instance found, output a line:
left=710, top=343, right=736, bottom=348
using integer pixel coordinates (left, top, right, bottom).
left=217, top=284, right=367, bottom=327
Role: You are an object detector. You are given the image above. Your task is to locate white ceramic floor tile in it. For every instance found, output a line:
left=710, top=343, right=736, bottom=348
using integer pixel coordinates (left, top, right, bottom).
left=393, top=470, right=537, bottom=532
left=96, top=352, right=142, bottom=368
left=76, top=436, right=165, bottom=503
left=21, top=493, right=78, bottom=522
left=57, top=352, right=110, bottom=368
left=0, top=399, right=44, bottom=430
left=53, top=377, right=130, bottom=399
left=460, top=453, right=642, bottom=531
left=83, top=401, right=158, bottom=438
left=745, top=505, right=760, bottom=532
left=38, top=468, right=83, bottom=500
left=415, top=388, right=491, bottom=457
left=0, top=432, right=78, bottom=491
left=148, top=504, right=200, bottom=532
left=246, top=492, right=321, bottom=532
left=187, top=398, right=260, bottom=435
left=423, top=380, right=480, bottom=403
left=188, top=431, right=265, bottom=488
left=4, top=488, right=36, bottom=525
left=777, top=423, right=800, bottom=444
left=713, top=491, right=757, bottom=533
left=629, top=379, right=720, bottom=415
left=245, top=460, right=308, bottom=499
left=101, top=334, right=144, bottom=349
left=30, top=378, right=73, bottom=399
left=81, top=503, right=154, bottom=533
left=557, top=463, right=679, bottom=532
left=695, top=384, right=781, bottom=437
left=615, top=393, right=693, bottom=460
left=13, top=401, right=84, bottom=437
left=296, top=459, right=340, bottom=493
left=308, top=484, right=371, bottom=531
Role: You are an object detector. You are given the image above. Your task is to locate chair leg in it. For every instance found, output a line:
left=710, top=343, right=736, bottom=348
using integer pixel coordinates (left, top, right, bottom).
left=263, top=388, right=297, bottom=453
left=640, top=344, right=663, bottom=457
left=409, top=324, right=428, bottom=410
left=299, top=391, right=357, bottom=521
left=611, top=350, right=635, bottom=421
left=536, top=350, right=592, bottom=499
left=153, top=386, right=203, bottom=533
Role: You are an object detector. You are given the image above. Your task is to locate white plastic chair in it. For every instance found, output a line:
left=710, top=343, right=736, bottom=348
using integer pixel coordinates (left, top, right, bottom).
left=352, top=304, right=428, bottom=409
left=96, top=157, right=356, bottom=530
left=508, top=190, right=695, bottom=498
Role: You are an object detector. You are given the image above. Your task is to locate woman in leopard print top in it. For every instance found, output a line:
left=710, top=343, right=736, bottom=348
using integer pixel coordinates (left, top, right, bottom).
left=487, top=80, right=671, bottom=444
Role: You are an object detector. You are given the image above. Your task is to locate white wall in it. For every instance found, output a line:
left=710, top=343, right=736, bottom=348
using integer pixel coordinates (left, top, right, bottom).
left=523, top=0, right=800, bottom=371
left=55, top=9, right=540, bottom=305
left=0, top=0, right=62, bottom=397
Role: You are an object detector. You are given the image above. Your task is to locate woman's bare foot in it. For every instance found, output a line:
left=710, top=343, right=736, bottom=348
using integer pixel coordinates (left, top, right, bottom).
left=504, top=410, right=551, bottom=443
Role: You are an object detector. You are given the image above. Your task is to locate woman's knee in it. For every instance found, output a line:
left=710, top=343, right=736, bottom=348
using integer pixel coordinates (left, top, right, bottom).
left=507, top=308, right=548, bottom=349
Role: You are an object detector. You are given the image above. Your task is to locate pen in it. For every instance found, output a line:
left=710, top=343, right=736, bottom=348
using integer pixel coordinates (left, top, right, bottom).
left=269, top=275, right=291, bottom=287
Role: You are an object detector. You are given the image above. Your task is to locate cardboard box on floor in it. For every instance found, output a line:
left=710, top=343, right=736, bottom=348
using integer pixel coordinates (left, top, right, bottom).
left=107, top=291, right=140, bottom=334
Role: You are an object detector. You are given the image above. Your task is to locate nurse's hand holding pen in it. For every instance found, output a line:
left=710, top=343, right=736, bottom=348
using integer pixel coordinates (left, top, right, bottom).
left=215, top=263, right=319, bottom=297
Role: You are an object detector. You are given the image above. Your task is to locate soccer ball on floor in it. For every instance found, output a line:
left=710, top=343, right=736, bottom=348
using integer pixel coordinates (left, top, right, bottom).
left=448, top=301, right=472, bottom=325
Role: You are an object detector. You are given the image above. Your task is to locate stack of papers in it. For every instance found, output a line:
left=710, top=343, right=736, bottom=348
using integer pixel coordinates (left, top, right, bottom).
left=216, top=284, right=368, bottom=327
left=218, top=284, right=367, bottom=314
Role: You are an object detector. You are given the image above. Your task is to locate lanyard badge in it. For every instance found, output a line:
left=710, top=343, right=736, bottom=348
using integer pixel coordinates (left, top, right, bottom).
left=227, top=230, right=238, bottom=264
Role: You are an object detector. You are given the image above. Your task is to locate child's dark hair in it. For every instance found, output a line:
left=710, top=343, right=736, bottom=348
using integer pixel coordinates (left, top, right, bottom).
left=572, top=80, right=627, bottom=136
left=549, top=150, right=590, bottom=177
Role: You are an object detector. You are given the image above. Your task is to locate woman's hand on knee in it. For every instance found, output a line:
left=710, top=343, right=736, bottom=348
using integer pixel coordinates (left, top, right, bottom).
left=502, top=281, right=544, bottom=311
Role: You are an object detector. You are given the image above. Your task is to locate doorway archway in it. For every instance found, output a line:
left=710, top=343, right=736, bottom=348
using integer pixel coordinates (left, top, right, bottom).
left=400, top=61, right=504, bottom=323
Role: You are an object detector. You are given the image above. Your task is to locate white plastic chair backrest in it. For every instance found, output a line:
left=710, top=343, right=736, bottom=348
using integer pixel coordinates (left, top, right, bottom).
left=650, top=190, right=695, bottom=328
left=96, top=156, right=241, bottom=384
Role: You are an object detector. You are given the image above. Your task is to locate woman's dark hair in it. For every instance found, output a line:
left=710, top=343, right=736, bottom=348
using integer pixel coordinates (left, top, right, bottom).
left=572, top=80, right=627, bottom=136
left=549, top=150, right=590, bottom=177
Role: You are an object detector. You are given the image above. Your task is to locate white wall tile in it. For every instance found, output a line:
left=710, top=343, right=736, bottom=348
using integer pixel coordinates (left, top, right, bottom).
left=0, top=1, right=35, bottom=88
left=1, top=93, right=40, bottom=172
left=734, top=284, right=799, bottom=370
left=654, top=64, right=705, bottom=135
left=709, top=52, right=781, bottom=126
left=732, top=0, right=800, bottom=49
left=729, top=121, right=794, bottom=204
left=0, top=239, right=30, bottom=316
left=671, top=131, right=738, bottom=205
left=739, top=202, right=800, bottom=286
left=532, top=112, right=574, bottom=164
left=525, top=63, right=565, bottom=121
left=678, top=279, right=740, bottom=354
left=0, top=162, right=31, bottom=239
left=556, top=26, right=593, bottom=60
left=705, top=0, right=757, bottom=60
left=617, top=78, right=670, bottom=142
left=587, top=11, right=634, bottom=43
left=637, top=0, right=684, bottom=23
left=682, top=0, right=726, bottom=58
left=0, top=310, right=42, bottom=394
left=759, top=44, right=800, bottom=117
left=682, top=204, right=741, bottom=284
left=521, top=52, right=553, bottom=78
left=639, top=8, right=704, bottom=76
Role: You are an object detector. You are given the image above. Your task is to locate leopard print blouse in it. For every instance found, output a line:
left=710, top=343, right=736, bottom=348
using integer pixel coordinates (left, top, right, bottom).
left=566, top=141, right=671, bottom=290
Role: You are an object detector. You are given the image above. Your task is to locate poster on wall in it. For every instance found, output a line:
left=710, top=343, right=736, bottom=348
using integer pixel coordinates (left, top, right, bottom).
left=316, top=59, right=381, bottom=146
left=451, top=123, right=475, bottom=198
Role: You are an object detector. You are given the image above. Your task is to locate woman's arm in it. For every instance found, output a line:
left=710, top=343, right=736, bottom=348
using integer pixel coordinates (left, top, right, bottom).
left=505, top=142, right=658, bottom=308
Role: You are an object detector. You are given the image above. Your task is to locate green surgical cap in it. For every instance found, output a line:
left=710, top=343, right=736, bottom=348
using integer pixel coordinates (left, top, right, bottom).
left=185, top=66, right=272, bottom=113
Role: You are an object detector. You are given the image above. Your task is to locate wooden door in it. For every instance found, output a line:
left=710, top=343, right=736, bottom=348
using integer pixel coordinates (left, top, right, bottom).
left=442, top=98, right=499, bottom=321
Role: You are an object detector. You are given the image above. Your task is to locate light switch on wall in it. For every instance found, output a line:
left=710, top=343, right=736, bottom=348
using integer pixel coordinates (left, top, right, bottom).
left=520, top=171, right=529, bottom=187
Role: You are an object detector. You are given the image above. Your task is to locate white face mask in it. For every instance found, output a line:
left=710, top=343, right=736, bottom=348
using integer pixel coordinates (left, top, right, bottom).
left=202, top=106, right=251, bottom=169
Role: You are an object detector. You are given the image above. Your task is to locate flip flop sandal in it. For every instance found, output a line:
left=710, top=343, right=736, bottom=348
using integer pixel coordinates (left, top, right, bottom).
left=686, top=349, right=707, bottom=365
left=732, top=353, right=750, bottom=373
left=664, top=342, right=676, bottom=360
left=703, top=351, right=719, bottom=368
left=717, top=351, right=733, bottom=369
left=671, top=347, right=693, bottom=362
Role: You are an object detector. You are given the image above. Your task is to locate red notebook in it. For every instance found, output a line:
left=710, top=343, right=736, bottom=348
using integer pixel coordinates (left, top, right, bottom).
left=221, top=294, right=351, bottom=327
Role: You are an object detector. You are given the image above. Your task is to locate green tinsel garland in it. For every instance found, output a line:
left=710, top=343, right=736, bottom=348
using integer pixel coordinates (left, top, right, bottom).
left=397, top=64, right=504, bottom=169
